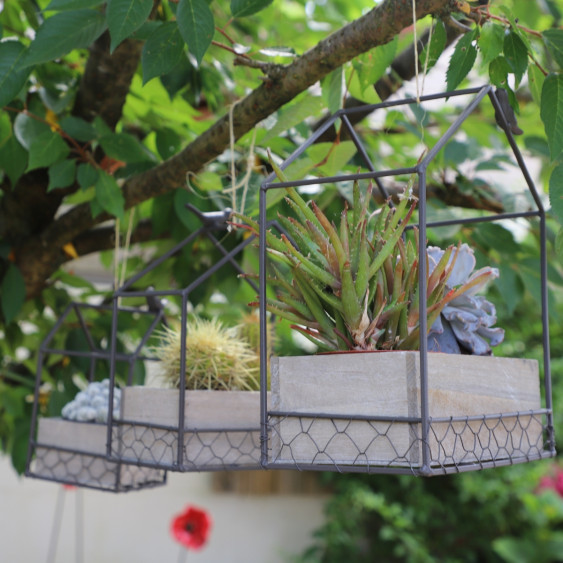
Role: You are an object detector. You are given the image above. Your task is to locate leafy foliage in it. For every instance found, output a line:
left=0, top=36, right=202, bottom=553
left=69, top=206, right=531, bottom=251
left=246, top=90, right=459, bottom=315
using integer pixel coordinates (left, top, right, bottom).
left=0, top=0, right=560, bottom=531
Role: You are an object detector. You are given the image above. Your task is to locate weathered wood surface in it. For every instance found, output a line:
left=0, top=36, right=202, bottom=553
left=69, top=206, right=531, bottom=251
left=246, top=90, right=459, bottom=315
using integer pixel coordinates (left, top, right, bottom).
left=270, top=352, right=543, bottom=468
left=118, top=388, right=263, bottom=469
left=32, top=418, right=162, bottom=489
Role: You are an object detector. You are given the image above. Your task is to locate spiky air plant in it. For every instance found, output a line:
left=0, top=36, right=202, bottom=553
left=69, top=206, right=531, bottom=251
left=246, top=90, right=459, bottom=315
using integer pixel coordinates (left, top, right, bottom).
left=427, top=244, right=504, bottom=355
left=234, top=181, right=491, bottom=352
left=152, top=317, right=259, bottom=390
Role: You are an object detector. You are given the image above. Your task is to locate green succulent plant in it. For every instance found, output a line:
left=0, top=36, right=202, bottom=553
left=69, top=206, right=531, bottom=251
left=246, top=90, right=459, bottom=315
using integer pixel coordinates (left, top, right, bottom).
left=151, top=317, right=259, bottom=390
left=236, top=181, right=492, bottom=352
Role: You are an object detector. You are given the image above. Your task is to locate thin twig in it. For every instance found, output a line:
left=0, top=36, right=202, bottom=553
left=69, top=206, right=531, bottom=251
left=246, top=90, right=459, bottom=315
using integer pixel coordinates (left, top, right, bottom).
left=211, top=40, right=251, bottom=59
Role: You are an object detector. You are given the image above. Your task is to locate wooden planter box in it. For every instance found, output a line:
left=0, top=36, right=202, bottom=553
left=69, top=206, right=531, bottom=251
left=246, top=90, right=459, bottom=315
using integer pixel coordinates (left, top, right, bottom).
left=117, top=388, right=263, bottom=470
left=269, top=352, right=544, bottom=470
left=30, top=418, right=165, bottom=491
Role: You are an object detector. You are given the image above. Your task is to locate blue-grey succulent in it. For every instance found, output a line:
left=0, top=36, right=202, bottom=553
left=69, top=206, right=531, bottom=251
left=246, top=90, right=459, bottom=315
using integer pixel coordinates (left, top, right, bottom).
left=61, top=379, right=121, bottom=422
left=427, top=243, right=504, bottom=355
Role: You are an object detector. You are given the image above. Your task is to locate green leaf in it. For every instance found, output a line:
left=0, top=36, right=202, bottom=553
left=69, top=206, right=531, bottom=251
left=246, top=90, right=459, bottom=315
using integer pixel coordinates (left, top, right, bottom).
left=543, top=29, right=563, bottom=69
left=26, top=130, right=69, bottom=171
left=488, top=56, right=511, bottom=88
left=142, top=22, right=184, bottom=84
left=541, top=73, right=563, bottom=161
left=60, top=115, right=97, bottom=142
left=528, top=63, right=545, bottom=106
left=46, top=0, right=104, bottom=9
left=262, top=96, right=324, bottom=143
left=556, top=227, right=563, bottom=262
left=353, top=37, right=398, bottom=93
left=48, top=158, right=76, bottom=191
left=77, top=162, right=99, bottom=190
left=13, top=112, right=51, bottom=150
left=1, top=264, right=26, bottom=324
left=107, top=0, right=153, bottom=53
left=177, top=0, right=214, bottom=66
left=0, top=135, right=27, bottom=187
left=94, top=171, right=125, bottom=219
left=193, top=171, right=223, bottom=191
left=478, top=22, right=505, bottom=65
left=446, top=29, right=478, bottom=91
left=321, top=68, right=343, bottom=114
left=550, top=163, right=563, bottom=224
left=419, top=19, right=446, bottom=71
left=231, top=0, right=274, bottom=18
left=503, top=31, right=528, bottom=87
left=99, top=132, right=154, bottom=162
left=24, top=10, right=106, bottom=67
left=0, top=40, right=32, bottom=108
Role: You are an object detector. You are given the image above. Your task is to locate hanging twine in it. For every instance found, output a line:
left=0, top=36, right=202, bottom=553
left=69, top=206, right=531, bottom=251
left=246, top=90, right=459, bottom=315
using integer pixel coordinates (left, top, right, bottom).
left=224, top=101, right=258, bottom=216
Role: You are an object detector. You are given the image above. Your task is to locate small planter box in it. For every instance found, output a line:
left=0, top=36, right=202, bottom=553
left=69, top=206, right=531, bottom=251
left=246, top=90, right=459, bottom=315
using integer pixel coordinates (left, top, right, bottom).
left=116, top=388, right=263, bottom=471
left=29, top=418, right=165, bottom=492
left=269, top=352, right=544, bottom=471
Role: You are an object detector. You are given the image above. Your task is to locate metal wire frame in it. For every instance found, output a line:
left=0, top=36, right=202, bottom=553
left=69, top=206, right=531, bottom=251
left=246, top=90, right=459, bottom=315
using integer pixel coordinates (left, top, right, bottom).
left=106, top=205, right=267, bottom=472
left=25, top=301, right=167, bottom=492
left=258, top=84, right=556, bottom=476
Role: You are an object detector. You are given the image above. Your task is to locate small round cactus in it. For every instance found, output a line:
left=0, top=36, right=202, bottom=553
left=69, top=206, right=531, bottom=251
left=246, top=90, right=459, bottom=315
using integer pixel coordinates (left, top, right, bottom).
left=152, top=317, right=259, bottom=390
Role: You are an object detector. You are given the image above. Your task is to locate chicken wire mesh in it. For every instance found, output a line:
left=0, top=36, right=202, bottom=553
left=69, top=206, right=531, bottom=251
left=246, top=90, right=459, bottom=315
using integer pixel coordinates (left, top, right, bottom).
left=257, top=85, right=556, bottom=476
left=26, top=302, right=167, bottom=492
left=106, top=205, right=265, bottom=472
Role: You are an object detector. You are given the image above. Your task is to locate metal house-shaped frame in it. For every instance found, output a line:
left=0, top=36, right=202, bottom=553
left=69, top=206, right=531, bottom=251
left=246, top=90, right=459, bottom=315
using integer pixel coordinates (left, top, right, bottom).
left=257, top=85, right=556, bottom=476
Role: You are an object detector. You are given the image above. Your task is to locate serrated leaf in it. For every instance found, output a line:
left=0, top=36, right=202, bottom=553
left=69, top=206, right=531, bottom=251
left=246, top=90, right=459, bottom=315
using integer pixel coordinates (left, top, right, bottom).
left=541, top=74, right=563, bottom=161
left=177, top=0, right=214, bottom=66
left=24, top=10, right=106, bottom=67
left=99, top=132, right=154, bottom=163
left=528, top=64, right=545, bottom=106
left=0, top=41, right=32, bottom=107
left=46, top=0, right=104, bottom=9
left=478, top=22, right=504, bottom=65
left=550, top=163, right=563, bottom=225
left=0, top=135, right=27, bottom=187
left=231, top=0, right=274, bottom=18
left=503, top=31, right=528, bottom=88
left=1, top=264, right=26, bottom=325
left=95, top=171, right=125, bottom=220
left=446, top=29, right=478, bottom=91
left=26, top=130, right=69, bottom=171
left=107, top=0, right=153, bottom=53
left=488, top=56, right=511, bottom=88
left=48, top=159, right=76, bottom=191
left=321, top=68, right=343, bottom=114
left=60, top=115, right=97, bottom=142
left=419, top=19, right=446, bottom=71
left=262, top=96, right=324, bottom=143
left=77, top=162, right=99, bottom=190
left=142, top=22, right=184, bottom=84
left=543, top=29, right=563, bottom=69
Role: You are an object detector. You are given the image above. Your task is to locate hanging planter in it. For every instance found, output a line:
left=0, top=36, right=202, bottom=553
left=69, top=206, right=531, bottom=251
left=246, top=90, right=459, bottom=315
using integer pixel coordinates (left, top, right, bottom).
left=26, top=303, right=167, bottom=492
left=107, top=206, right=266, bottom=472
left=252, top=86, right=555, bottom=476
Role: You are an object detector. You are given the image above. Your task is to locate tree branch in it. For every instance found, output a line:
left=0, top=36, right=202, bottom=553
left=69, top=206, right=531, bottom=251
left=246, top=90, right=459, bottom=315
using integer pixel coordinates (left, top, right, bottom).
left=72, top=31, right=144, bottom=128
left=17, top=0, right=454, bottom=297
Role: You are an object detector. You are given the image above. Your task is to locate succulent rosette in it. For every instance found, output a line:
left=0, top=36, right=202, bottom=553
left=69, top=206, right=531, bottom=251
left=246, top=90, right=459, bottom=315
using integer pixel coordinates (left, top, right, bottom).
left=427, top=243, right=504, bottom=355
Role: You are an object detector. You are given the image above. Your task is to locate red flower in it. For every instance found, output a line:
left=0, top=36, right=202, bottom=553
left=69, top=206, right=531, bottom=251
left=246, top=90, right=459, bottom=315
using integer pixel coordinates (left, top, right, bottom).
left=537, top=467, right=563, bottom=497
left=170, top=505, right=212, bottom=551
